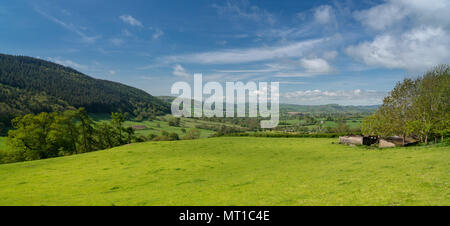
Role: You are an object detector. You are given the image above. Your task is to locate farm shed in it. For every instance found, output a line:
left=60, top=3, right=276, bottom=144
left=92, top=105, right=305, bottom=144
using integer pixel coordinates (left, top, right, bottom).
left=379, top=136, right=418, bottom=148
left=339, top=135, right=378, bottom=146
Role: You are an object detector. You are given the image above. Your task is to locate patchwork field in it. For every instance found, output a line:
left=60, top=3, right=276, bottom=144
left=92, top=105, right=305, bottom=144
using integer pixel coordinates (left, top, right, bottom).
left=0, top=137, right=448, bottom=206
left=90, top=114, right=239, bottom=138
left=281, top=118, right=363, bottom=129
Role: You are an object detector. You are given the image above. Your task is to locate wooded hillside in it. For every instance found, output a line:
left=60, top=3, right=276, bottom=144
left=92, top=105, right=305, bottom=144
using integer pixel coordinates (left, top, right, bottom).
left=0, top=53, right=169, bottom=127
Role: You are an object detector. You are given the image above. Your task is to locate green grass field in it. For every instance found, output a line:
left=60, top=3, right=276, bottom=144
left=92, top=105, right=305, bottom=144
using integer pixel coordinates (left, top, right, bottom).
left=0, top=137, right=448, bottom=206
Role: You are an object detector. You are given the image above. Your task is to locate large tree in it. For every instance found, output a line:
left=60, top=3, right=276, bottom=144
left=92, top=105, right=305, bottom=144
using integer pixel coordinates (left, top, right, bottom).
left=362, top=65, right=449, bottom=144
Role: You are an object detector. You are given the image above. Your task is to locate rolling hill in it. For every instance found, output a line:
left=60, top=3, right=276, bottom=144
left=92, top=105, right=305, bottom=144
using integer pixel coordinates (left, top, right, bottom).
left=0, top=53, right=169, bottom=126
left=158, top=96, right=379, bottom=114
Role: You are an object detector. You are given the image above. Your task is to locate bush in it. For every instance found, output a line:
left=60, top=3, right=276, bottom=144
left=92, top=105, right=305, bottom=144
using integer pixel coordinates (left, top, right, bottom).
left=147, top=134, right=157, bottom=140
left=168, top=132, right=179, bottom=141
left=0, top=148, right=26, bottom=164
left=168, top=117, right=181, bottom=127
left=183, top=128, right=201, bottom=140
left=134, top=135, right=148, bottom=143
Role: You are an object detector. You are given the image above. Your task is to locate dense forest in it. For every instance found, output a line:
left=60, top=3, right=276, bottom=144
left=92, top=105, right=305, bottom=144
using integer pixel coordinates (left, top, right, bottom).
left=362, top=65, right=449, bottom=144
left=0, top=53, right=170, bottom=128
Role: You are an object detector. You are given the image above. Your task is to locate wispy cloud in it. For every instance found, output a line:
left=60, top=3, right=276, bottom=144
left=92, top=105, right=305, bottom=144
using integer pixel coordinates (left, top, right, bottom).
left=150, top=27, right=164, bottom=40
left=215, top=68, right=278, bottom=73
left=162, top=38, right=326, bottom=65
left=172, top=64, right=190, bottom=78
left=313, top=5, right=335, bottom=24
left=212, top=0, right=276, bottom=25
left=299, top=57, right=334, bottom=74
left=110, top=38, right=125, bottom=46
left=120, top=15, right=143, bottom=27
left=281, top=89, right=387, bottom=105
left=47, top=57, right=87, bottom=70
left=34, top=6, right=100, bottom=43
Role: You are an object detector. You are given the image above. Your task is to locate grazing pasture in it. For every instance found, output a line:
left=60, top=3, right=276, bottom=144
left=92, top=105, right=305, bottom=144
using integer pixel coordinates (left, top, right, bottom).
left=0, top=137, right=448, bottom=206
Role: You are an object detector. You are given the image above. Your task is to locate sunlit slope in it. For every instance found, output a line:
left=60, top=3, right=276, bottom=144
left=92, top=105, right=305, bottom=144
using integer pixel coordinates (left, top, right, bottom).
left=0, top=137, right=448, bottom=206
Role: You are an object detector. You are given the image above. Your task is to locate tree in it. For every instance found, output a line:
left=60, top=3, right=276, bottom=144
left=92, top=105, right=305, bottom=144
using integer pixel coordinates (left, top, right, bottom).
left=384, top=78, right=418, bottom=145
left=95, top=122, right=117, bottom=149
left=76, top=108, right=96, bottom=153
left=413, top=65, right=450, bottom=143
left=362, top=65, right=449, bottom=144
left=111, top=112, right=125, bottom=144
left=8, top=112, right=56, bottom=159
left=335, top=120, right=349, bottom=134
left=48, top=110, right=79, bottom=155
left=124, top=127, right=135, bottom=144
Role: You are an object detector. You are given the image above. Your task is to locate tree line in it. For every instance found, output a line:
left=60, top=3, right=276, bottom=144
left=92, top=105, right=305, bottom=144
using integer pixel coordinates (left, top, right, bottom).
left=1, top=108, right=134, bottom=163
left=362, top=65, right=449, bottom=144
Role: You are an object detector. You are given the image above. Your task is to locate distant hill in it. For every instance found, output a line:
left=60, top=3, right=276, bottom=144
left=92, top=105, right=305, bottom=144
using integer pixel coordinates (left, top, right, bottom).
left=0, top=53, right=169, bottom=126
left=157, top=96, right=176, bottom=104
left=280, top=104, right=379, bottom=114
left=157, top=96, right=378, bottom=114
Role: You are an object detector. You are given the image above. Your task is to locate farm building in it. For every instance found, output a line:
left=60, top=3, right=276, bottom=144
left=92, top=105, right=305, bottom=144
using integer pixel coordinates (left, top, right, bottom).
left=339, top=135, right=378, bottom=146
left=379, top=136, right=418, bottom=148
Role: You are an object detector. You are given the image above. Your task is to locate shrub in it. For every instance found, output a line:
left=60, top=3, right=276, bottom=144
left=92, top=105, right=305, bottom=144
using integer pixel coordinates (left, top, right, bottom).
left=183, top=128, right=201, bottom=140
left=168, top=132, right=179, bottom=141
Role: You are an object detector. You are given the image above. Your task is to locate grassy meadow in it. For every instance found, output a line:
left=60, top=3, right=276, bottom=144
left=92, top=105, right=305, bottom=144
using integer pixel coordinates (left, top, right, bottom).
left=0, top=137, right=448, bottom=206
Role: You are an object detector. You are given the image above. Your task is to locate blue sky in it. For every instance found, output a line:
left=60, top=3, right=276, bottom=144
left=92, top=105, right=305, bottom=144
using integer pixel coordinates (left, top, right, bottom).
left=1, top=0, right=449, bottom=105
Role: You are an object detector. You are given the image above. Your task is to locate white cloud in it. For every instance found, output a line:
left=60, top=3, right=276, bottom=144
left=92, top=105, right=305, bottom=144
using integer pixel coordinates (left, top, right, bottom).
left=109, top=70, right=116, bottom=75
left=172, top=64, right=190, bottom=77
left=314, top=5, right=334, bottom=24
left=34, top=7, right=100, bottom=43
left=354, top=0, right=450, bottom=31
left=354, top=2, right=407, bottom=31
left=122, top=29, right=132, bottom=37
left=120, top=15, right=143, bottom=27
left=349, top=0, right=450, bottom=72
left=212, top=0, right=276, bottom=25
left=47, top=57, right=87, bottom=70
left=152, top=28, right=164, bottom=40
left=300, top=57, right=334, bottom=73
left=323, top=50, right=338, bottom=60
left=216, top=40, right=228, bottom=46
left=110, top=38, right=124, bottom=46
left=163, top=38, right=326, bottom=64
left=281, top=89, right=387, bottom=105
left=346, top=27, right=450, bottom=71
left=274, top=72, right=325, bottom=78
left=215, top=68, right=278, bottom=73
